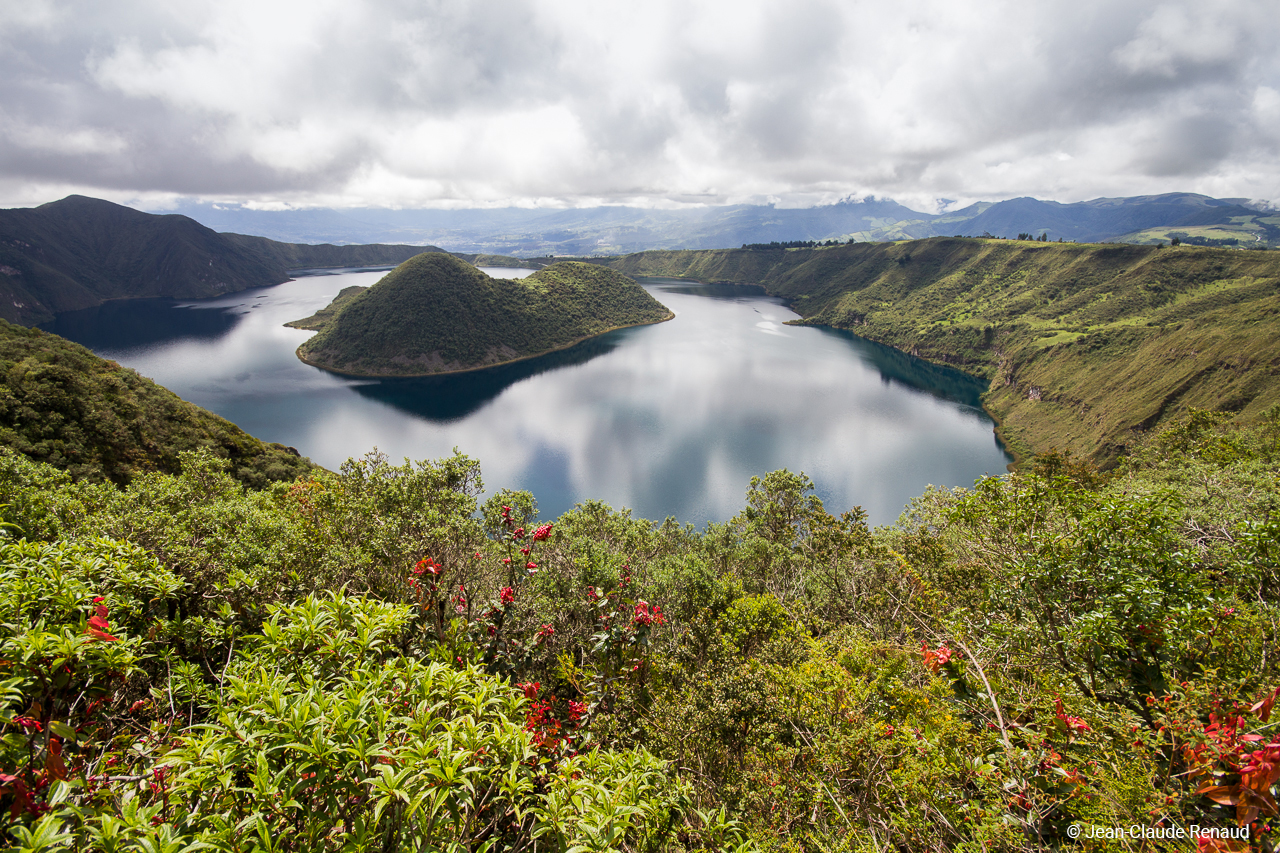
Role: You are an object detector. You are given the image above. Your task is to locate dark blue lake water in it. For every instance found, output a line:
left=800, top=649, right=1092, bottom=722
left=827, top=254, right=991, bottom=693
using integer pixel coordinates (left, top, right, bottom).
left=45, top=267, right=1010, bottom=526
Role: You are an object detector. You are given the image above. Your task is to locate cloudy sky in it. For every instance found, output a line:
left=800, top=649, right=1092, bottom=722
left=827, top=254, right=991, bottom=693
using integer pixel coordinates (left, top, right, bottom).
left=2, top=0, right=1278, bottom=212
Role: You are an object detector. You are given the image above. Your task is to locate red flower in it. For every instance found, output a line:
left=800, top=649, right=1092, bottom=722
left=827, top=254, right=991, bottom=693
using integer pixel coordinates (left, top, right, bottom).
left=518, top=681, right=541, bottom=700
left=525, top=562, right=537, bottom=572
left=513, top=527, right=526, bottom=540
left=86, top=599, right=119, bottom=642
left=412, top=557, right=441, bottom=576
left=11, top=715, right=42, bottom=733
left=633, top=601, right=664, bottom=627
left=537, top=624, right=555, bottom=641
left=568, top=700, right=588, bottom=721
left=922, top=643, right=952, bottom=674
left=1054, top=698, right=1091, bottom=733
left=500, top=586, right=515, bottom=606
left=532, top=523, right=553, bottom=541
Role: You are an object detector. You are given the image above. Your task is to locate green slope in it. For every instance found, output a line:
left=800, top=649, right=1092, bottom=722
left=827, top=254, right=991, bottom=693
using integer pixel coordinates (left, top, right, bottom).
left=0, top=195, right=445, bottom=325
left=220, top=232, right=439, bottom=270
left=284, top=285, right=369, bottom=331
left=295, top=253, right=673, bottom=376
left=607, top=239, right=1280, bottom=466
left=0, top=319, right=315, bottom=487
left=0, top=196, right=288, bottom=325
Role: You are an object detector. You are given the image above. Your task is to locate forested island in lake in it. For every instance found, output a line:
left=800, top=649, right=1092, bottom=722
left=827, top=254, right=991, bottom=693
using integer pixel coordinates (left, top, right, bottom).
left=291, top=252, right=673, bottom=376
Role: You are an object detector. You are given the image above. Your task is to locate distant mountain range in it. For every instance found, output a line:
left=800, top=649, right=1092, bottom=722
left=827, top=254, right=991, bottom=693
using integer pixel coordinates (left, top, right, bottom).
left=3, top=192, right=1276, bottom=325
left=159, top=192, right=1280, bottom=256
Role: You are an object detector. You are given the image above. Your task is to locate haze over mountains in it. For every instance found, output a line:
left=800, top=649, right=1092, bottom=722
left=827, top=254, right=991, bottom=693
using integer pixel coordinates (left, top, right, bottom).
left=161, top=192, right=1280, bottom=256
left=3, top=189, right=1277, bottom=329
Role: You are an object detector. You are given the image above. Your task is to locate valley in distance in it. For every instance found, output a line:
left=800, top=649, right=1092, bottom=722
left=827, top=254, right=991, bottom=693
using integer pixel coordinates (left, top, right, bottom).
left=289, top=252, right=673, bottom=376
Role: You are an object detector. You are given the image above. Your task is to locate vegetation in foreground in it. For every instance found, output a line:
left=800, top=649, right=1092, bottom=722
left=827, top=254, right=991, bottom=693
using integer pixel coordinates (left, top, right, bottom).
left=607, top=238, right=1280, bottom=466
left=1, top=403, right=1278, bottom=851
left=296, top=253, right=673, bottom=376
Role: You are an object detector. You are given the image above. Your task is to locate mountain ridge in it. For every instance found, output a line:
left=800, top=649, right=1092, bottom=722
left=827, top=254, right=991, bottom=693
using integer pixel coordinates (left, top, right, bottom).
left=157, top=192, right=1280, bottom=255
left=0, top=196, right=441, bottom=325
left=604, top=238, right=1280, bottom=466
left=0, top=317, right=315, bottom=486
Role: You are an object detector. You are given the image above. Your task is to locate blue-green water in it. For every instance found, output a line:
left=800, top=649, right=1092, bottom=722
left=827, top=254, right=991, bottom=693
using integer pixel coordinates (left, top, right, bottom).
left=45, top=268, right=1010, bottom=526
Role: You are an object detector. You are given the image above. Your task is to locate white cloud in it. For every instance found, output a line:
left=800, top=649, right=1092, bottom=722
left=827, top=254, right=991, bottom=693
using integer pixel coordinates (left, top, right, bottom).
left=1, top=0, right=1278, bottom=210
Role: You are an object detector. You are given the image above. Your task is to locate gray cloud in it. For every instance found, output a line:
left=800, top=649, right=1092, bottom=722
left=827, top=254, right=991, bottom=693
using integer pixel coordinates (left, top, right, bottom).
left=1, top=0, right=1277, bottom=210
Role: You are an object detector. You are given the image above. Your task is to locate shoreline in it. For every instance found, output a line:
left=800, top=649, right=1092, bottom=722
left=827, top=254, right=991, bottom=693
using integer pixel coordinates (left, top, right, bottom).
left=797, top=320, right=1023, bottom=470
left=294, top=310, right=675, bottom=379
left=645, top=272, right=1023, bottom=469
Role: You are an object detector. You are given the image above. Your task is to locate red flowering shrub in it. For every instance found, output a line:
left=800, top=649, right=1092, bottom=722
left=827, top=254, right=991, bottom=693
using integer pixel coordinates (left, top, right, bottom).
left=921, top=643, right=952, bottom=674
left=1, top=538, right=182, bottom=827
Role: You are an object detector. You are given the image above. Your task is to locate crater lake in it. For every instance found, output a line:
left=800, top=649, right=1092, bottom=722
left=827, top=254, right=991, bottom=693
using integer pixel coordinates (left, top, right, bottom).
left=44, top=266, right=1011, bottom=526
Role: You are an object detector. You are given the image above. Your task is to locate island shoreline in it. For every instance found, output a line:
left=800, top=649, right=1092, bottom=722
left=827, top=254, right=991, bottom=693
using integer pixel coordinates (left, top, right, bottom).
left=293, top=310, right=675, bottom=378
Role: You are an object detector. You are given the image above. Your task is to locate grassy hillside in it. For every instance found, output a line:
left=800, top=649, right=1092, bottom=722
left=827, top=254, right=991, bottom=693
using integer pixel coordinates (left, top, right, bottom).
left=453, top=252, right=553, bottom=268
left=0, top=195, right=452, bottom=326
left=284, top=285, right=369, bottom=331
left=0, top=196, right=288, bottom=325
left=608, top=238, right=1280, bottom=465
left=0, top=319, right=315, bottom=487
left=220, top=232, right=438, bottom=270
left=296, top=253, right=673, bottom=376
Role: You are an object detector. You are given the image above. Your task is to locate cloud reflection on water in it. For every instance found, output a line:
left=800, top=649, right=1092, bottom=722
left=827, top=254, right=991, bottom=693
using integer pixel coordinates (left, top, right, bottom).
left=57, top=272, right=1010, bottom=527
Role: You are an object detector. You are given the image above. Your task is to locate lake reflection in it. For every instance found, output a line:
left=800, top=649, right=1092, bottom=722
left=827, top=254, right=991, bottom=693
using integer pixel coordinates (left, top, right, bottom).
left=44, top=269, right=1010, bottom=526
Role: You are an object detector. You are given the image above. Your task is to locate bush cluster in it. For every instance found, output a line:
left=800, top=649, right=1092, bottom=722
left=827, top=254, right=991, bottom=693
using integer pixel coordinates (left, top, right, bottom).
left=2, top=408, right=1278, bottom=851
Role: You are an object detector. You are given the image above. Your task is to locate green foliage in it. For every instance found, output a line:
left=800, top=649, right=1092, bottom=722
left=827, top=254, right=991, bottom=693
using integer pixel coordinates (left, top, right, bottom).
left=0, top=194, right=437, bottom=325
left=0, top=321, right=314, bottom=487
left=1, top=572, right=689, bottom=852
left=3, top=408, right=1279, bottom=852
left=607, top=240, right=1280, bottom=467
left=948, top=475, right=1247, bottom=710
left=296, top=253, right=673, bottom=376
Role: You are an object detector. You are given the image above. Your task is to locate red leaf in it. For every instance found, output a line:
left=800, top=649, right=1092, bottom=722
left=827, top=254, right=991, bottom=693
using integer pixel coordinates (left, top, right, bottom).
left=1197, top=783, right=1242, bottom=806
left=1251, top=687, right=1279, bottom=723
